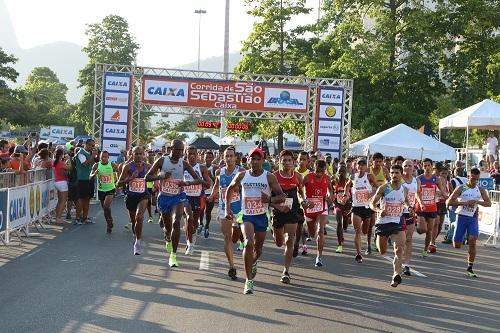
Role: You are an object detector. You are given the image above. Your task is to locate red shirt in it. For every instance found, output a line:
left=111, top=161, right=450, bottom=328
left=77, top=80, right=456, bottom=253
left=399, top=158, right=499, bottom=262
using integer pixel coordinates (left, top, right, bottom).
left=305, top=173, right=329, bottom=198
left=416, top=174, right=437, bottom=213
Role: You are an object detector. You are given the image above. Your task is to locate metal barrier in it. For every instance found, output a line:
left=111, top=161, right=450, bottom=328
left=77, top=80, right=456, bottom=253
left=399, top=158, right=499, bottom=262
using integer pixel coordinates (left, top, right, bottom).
left=0, top=168, right=53, bottom=189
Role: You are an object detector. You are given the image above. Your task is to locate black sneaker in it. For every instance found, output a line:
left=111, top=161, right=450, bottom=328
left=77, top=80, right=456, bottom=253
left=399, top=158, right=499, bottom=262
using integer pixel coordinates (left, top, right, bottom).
left=106, top=222, right=113, bottom=234
left=228, top=267, right=237, bottom=280
left=403, top=266, right=411, bottom=276
left=355, top=254, right=363, bottom=263
left=365, top=246, right=372, bottom=255
left=323, top=228, right=327, bottom=235
left=280, top=272, right=291, bottom=284
left=391, top=274, right=402, bottom=287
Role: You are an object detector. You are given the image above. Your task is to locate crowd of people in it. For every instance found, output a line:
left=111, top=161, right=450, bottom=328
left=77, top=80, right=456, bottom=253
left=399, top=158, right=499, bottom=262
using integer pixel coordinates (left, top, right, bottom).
left=0, top=135, right=497, bottom=295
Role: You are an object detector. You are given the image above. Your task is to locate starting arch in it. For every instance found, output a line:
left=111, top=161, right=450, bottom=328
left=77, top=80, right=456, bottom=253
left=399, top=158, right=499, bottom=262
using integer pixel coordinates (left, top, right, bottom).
left=92, top=63, right=353, bottom=161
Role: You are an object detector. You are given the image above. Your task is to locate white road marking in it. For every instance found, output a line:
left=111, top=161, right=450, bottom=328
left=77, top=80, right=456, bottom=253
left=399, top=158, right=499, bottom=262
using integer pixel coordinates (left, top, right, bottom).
left=199, top=251, right=210, bottom=270
left=382, top=255, right=427, bottom=278
left=19, top=248, right=43, bottom=260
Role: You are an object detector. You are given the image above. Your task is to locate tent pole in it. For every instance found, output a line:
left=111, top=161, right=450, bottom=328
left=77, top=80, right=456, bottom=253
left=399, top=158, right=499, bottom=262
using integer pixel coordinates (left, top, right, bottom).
left=465, top=126, right=469, bottom=171
left=438, top=128, right=441, bottom=141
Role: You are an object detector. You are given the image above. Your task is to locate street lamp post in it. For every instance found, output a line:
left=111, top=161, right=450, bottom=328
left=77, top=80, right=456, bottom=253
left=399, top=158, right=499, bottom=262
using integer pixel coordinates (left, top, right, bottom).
left=194, top=9, right=207, bottom=71
left=220, top=0, right=230, bottom=140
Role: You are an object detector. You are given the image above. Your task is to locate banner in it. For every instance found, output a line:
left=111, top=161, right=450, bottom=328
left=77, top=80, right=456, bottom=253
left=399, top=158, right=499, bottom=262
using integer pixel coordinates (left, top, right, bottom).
left=0, top=190, right=7, bottom=232
left=39, top=127, right=50, bottom=139
left=48, top=180, right=57, bottom=211
left=314, top=86, right=345, bottom=159
left=141, top=76, right=309, bottom=114
left=49, top=126, right=75, bottom=139
left=478, top=203, right=499, bottom=236
left=7, top=185, right=28, bottom=230
left=479, top=178, right=494, bottom=190
left=102, top=72, right=133, bottom=162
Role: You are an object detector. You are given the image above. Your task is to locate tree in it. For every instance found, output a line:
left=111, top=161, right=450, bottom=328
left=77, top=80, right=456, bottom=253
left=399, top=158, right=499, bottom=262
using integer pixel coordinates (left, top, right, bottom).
left=0, top=47, right=18, bottom=90
left=76, top=15, right=140, bottom=133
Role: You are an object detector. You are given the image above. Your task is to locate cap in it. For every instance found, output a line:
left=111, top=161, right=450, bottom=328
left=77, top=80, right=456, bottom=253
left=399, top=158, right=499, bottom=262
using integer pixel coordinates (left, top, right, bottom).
left=14, top=145, right=28, bottom=154
left=248, top=147, right=265, bottom=159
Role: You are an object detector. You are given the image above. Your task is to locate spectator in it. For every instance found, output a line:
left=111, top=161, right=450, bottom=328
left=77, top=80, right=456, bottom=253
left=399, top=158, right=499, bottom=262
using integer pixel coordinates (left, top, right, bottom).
left=74, top=139, right=98, bottom=224
left=0, top=155, right=9, bottom=172
left=117, top=149, right=126, bottom=164
left=53, top=148, right=71, bottom=224
left=0, top=139, right=10, bottom=159
left=33, top=148, right=52, bottom=169
left=486, top=131, right=498, bottom=169
left=7, top=145, right=31, bottom=174
left=491, top=161, right=500, bottom=190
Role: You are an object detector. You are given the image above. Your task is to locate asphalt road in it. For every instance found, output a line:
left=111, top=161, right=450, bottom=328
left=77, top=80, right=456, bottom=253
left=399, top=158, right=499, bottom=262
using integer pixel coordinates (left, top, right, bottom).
left=1, top=198, right=499, bottom=333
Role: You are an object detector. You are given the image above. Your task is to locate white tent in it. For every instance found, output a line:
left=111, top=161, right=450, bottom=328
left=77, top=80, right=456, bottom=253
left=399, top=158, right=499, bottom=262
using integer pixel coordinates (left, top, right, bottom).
left=439, top=99, right=500, bottom=130
left=350, top=124, right=456, bottom=161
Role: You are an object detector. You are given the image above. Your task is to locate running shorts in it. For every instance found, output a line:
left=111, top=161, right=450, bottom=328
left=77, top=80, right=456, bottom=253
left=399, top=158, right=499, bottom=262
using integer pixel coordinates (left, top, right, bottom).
left=186, top=195, right=201, bottom=211
left=402, top=212, right=415, bottom=226
left=437, top=202, right=447, bottom=216
left=272, top=211, right=300, bottom=228
left=352, top=206, right=373, bottom=220
left=242, top=213, right=269, bottom=232
left=125, top=193, right=150, bottom=211
left=98, top=189, right=115, bottom=202
left=417, top=211, right=437, bottom=219
left=158, top=193, right=187, bottom=214
left=305, top=210, right=328, bottom=222
left=375, top=222, right=403, bottom=237
left=453, top=214, right=479, bottom=242
left=77, top=180, right=94, bottom=200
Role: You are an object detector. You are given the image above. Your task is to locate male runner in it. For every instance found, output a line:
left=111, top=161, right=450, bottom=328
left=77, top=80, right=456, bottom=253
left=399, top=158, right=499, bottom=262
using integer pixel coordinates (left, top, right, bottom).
left=302, top=160, right=334, bottom=267
left=332, top=164, right=352, bottom=254
left=145, top=140, right=201, bottom=267
left=225, top=147, right=285, bottom=294
left=272, top=150, right=305, bottom=283
left=90, top=151, right=117, bottom=234
left=401, top=160, right=417, bottom=275
left=117, top=146, right=151, bottom=255
left=434, top=166, right=451, bottom=245
left=208, top=146, right=243, bottom=280
left=415, top=159, right=448, bottom=257
left=146, top=149, right=157, bottom=223
left=345, top=159, right=377, bottom=263
left=199, top=151, right=217, bottom=238
left=294, top=151, right=310, bottom=256
left=183, top=146, right=212, bottom=254
left=446, top=167, right=491, bottom=277
left=370, top=164, right=408, bottom=287
left=367, top=152, right=389, bottom=254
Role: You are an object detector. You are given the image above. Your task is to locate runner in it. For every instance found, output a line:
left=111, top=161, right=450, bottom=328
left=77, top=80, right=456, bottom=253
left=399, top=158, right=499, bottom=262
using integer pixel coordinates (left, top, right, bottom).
left=145, top=140, right=201, bottom=267
left=332, top=164, right=352, bottom=254
left=271, top=150, right=305, bottom=283
left=446, top=168, right=491, bottom=277
left=90, top=151, right=117, bottom=234
left=415, top=159, right=448, bottom=257
left=294, top=151, right=310, bottom=256
left=434, top=166, right=451, bottom=245
left=146, top=149, right=157, bottom=224
left=369, top=164, right=408, bottom=287
left=367, top=152, right=389, bottom=254
left=225, top=147, right=285, bottom=294
left=401, top=159, right=417, bottom=275
left=345, top=159, right=377, bottom=263
left=183, top=146, right=212, bottom=255
left=117, top=146, right=151, bottom=255
left=208, top=146, right=243, bottom=280
left=302, top=160, right=334, bottom=267
left=199, top=151, right=217, bottom=238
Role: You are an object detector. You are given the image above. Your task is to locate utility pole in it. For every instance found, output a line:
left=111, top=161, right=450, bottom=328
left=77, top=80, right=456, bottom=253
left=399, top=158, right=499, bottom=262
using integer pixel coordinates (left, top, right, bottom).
left=220, top=0, right=230, bottom=140
left=278, top=0, right=285, bottom=154
left=194, top=9, right=207, bottom=71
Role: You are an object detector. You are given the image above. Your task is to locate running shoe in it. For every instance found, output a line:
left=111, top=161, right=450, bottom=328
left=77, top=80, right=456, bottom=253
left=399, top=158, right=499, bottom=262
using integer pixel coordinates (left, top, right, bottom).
left=228, top=267, right=237, bottom=280
left=428, top=244, right=437, bottom=253
left=133, top=240, right=141, bottom=255
left=65, top=213, right=72, bottom=220
left=355, top=253, right=363, bottom=263
left=124, top=222, right=132, bottom=229
left=165, top=240, right=173, bottom=253
left=315, top=256, right=324, bottom=267
left=244, top=280, right=254, bottom=294
left=421, top=250, right=429, bottom=258
left=204, top=228, right=209, bottom=239
left=280, top=272, right=291, bottom=284
left=106, top=222, right=113, bottom=234
left=76, top=218, right=84, bottom=225
left=292, top=245, right=299, bottom=258
left=169, top=253, right=178, bottom=267
left=365, top=246, right=372, bottom=255
left=251, top=262, right=258, bottom=279
left=336, top=245, right=343, bottom=254
left=467, top=268, right=478, bottom=278
left=185, top=244, right=194, bottom=255
left=196, top=225, right=203, bottom=235
left=403, top=265, right=411, bottom=276
left=323, top=228, right=327, bottom=235
left=237, top=241, right=245, bottom=252
left=301, top=244, right=308, bottom=255
left=147, top=217, right=153, bottom=224
left=391, top=274, right=402, bottom=287
left=306, top=237, right=312, bottom=242
left=85, top=218, right=95, bottom=224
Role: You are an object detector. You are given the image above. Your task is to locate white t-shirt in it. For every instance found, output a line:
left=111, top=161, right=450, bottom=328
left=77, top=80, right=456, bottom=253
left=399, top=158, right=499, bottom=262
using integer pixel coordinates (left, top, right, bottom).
left=486, top=136, right=498, bottom=152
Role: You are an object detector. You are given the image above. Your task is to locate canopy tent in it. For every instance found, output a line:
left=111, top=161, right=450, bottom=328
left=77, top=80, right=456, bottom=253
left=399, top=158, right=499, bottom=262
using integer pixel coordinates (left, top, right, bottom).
left=350, top=123, right=456, bottom=161
left=438, top=99, right=500, bottom=168
left=190, top=137, right=219, bottom=150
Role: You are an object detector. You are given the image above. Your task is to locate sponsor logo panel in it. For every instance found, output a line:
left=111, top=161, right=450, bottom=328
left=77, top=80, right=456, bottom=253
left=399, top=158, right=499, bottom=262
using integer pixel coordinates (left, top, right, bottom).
left=50, top=126, right=75, bottom=139
left=104, top=108, right=129, bottom=123
left=142, top=79, right=189, bottom=103
left=263, top=87, right=308, bottom=111
left=103, top=124, right=128, bottom=139
left=105, top=75, right=131, bottom=92
left=317, top=135, right=341, bottom=151
left=319, top=104, right=342, bottom=120
left=104, top=91, right=130, bottom=107
left=102, top=139, right=126, bottom=156
left=319, top=88, right=344, bottom=104
left=318, top=120, right=341, bottom=135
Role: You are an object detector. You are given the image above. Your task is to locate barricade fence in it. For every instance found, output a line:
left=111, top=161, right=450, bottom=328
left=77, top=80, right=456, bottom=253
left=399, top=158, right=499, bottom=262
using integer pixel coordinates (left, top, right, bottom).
left=478, top=190, right=500, bottom=247
left=0, top=169, right=56, bottom=245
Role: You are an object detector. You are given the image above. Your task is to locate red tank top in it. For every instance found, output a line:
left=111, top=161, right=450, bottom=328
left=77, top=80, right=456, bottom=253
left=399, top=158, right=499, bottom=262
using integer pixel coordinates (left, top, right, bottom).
left=416, top=174, right=438, bottom=212
left=275, top=171, right=299, bottom=191
left=305, top=173, right=329, bottom=198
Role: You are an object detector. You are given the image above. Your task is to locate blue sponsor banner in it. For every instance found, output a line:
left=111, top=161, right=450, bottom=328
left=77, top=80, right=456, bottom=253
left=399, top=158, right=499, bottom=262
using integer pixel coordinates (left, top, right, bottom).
left=0, top=190, right=7, bottom=232
left=479, top=178, right=494, bottom=190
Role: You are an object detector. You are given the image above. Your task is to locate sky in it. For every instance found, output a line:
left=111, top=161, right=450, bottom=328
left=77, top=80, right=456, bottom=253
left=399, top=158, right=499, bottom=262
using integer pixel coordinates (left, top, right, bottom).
left=5, top=0, right=320, bottom=68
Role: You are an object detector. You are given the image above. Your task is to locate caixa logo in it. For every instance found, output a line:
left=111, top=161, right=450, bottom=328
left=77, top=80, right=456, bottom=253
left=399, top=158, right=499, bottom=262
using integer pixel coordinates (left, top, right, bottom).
left=107, top=80, right=128, bottom=88
left=267, top=91, right=303, bottom=106
left=147, top=87, right=185, bottom=97
left=105, top=128, right=126, bottom=134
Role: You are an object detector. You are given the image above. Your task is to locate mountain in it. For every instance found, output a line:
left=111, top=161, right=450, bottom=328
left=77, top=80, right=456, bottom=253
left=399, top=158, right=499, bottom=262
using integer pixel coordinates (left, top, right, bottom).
left=178, top=53, right=242, bottom=72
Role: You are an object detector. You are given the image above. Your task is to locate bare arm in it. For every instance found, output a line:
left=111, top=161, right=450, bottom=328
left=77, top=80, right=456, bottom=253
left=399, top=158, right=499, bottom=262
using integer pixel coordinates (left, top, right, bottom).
left=415, top=178, right=424, bottom=208
left=437, top=177, right=449, bottom=198
left=117, top=163, right=137, bottom=188
left=90, top=163, right=99, bottom=178
left=145, top=157, right=165, bottom=182
left=369, top=185, right=386, bottom=214
left=225, top=171, right=245, bottom=219
left=208, top=169, right=221, bottom=201
left=267, top=173, right=285, bottom=205
left=200, top=165, right=213, bottom=189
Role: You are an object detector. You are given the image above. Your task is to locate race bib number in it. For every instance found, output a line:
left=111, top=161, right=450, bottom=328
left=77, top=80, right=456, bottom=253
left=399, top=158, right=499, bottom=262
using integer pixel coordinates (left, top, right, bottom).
left=276, top=198, right=294, bottom=211
left=336, top=193, right=346, bottom=203
left=161, top=179, right=180, bottom=195
left=100, top=174, right=113, bottom=184
left=422, top=187, right=435, bottom=204
left=354, top=190, right=370, bottom=205
left=184, top=184, right=202, bottom=196
left=129, top=178, right=145, bottom=193
left=244, top=197, right=265, bottom=215
left=384, top=202, right=403, bottom=217
left=407, top=192, right=416, bottom=207
left=306, top=197, right=324, bottom=214
left=221, top=188, right=241, bottom=203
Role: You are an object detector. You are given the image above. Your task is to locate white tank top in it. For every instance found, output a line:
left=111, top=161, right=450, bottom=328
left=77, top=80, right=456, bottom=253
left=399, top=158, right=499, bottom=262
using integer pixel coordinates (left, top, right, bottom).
left=402, top=176, right=417, bottom=213
left=456, top=185, right=481, bottom=217
left=159, top=156, right=184, bottom=196
left=241, top=170, right=271, bottom=216
left=378, top=183, right=405, bottom=224
left=184, top=163, right=203, bottom=197
left=351, top=173, right=372, bottom=208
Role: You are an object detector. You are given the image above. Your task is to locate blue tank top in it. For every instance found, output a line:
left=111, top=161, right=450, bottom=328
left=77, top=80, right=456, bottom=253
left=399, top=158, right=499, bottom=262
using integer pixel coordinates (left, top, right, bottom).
left=126, top=162, right=147, bottom=196
left=219, top=166, right=242, bottom=214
